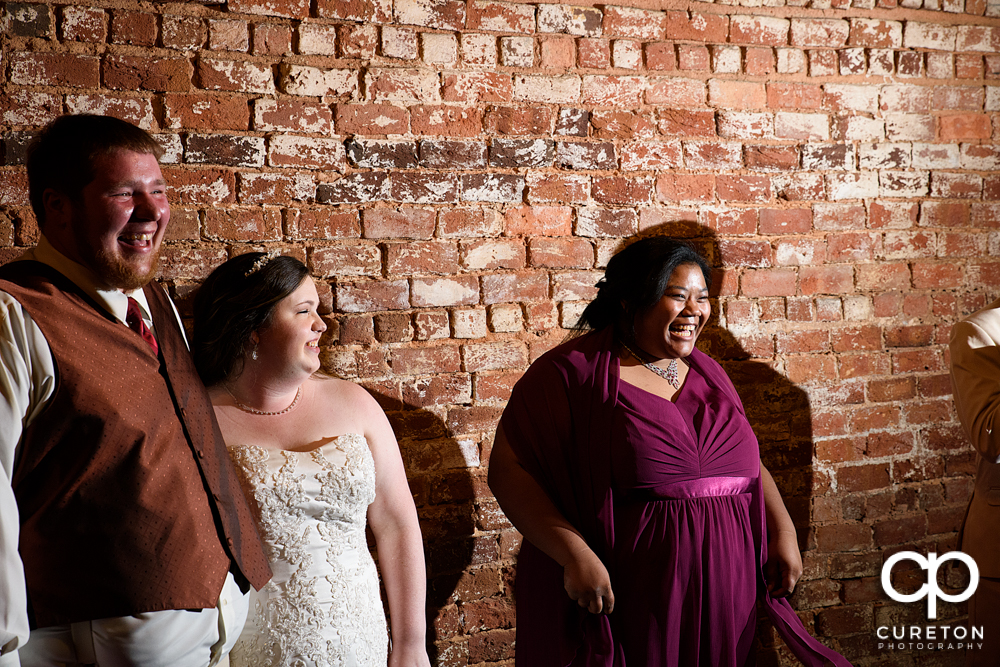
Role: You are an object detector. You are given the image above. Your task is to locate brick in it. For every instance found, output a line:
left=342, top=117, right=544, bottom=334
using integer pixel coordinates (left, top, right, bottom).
left=849, top=19, right=903, bottom=48
left=592, top=111, right=658, bottom=141
left=410, top=105, right=482, bottom=137
left=335, top=104, right=409, bottom=135
left=646, top=77, right=705, bottom=106
left=940, top=114, right=992, bottom=140
left=591, top=177, right=652, bottom=206
left=481, top=272, right=549, bottom=304
left=683, top=142, right=742, bottom=170
left=10, top=52, right=100, bottom=88
left=828, top=172, right=879, bottom=200
left=391, top=345, right=462, bottom=375
left=204, top=208, right=281, bottom=241
left=230, top=0, right=309, bottom=18
left=791, top=19, right=849, bottom=47
left=578, top=38, right=611, bottom=69
left=528, top=237, right=593, bottom=268
left=490, top=139, right=553, bottom=169
left=163, top=12, right=208, bottom=51
left=337, top=280, right=410, bottom=313
left=759, top=209, right=811, bottom=234
left=252, top=23, right=290, bottom=55
left=469, top=1, right=535, bottom=34
left=932, top=85, right=984, bottom=111
left=745, top=145, right=799, bottom=172
left=111, top=10, right=156, bottom=46
left=395, top=0, right=465, bottom=30
left=421, top=140, right=487, bottom=170
left=911, top=261, right=963, bottom=289
left=575, top=208, right=637, bottom=237
left=658, top=110, right=716, bottom=138
left=718, top=112, right=773, bottom=140
left=540, top=35, right=576, bottom=69
left=741, top=269, right=797, bottom=297
left=164, top=94, right=249, bottom=131
left=363, top=208, right=436, bottom=239
left=775, top=237, right=826, bottom=265
left=582, top=76, right=644, bottom=107
left=931, top=173, right=983, bottom=199
left=463, top=341, right=529, bottom=372
left=209, top=19, right=249, bottom=52
left=551, top=271, right=601, bottom=301
left=366, top=68, right=440, bottom=103
left=556, top=142, right=616, bottom=170
left=484, top=106, right=552, bottom=135
left=602, top=6, right=666, bottom=40
left=702, top=208, right=757, bottom=235
left=461, top=239, right=526, bottom=270
left=677, top=45, right=710, bottom=71
left=526, top=173, right=590, bottom=204
left=462, top=174, right=524, bottom=203
left=269, top=136, right=345, bottom=170
left=392, top=173, right=460, bottom=203
left=656, top=174, right=714, bottom=204
left=445, top=73, right=515, bottom=104
left=281, top=65, right=358, bottom=98
left=414, top=311, right=450, bottom=340
left=412, top=276, right=479, bottom=307
left=386, top=241, right=460, bottom=276
left=808, top=50, right=838, bottom=77
left=645, top=42, right=677, bottom=72
left=665, top=11, right=726, bottom=43
left=254, top=98, right=332, bottom=133
left=500, top=36, right=534, bottom=67
left=290, top=209, right=360, bottom=240
left=439, top=208, right=503, bottom=238
left=64, top=95, right=157, bottom=130
left=538, top=4, right=602, bottom=36
left=505, top=206, right=572, bottom=236
left=317, top=173, right=390, bottom=204
left=903, top=22, right=957, bottom=51
left=186, top=134, right=265, bottom=168
left=197, top=58, right=273, bottom=94
left=238, top=172, right=314, bottom=204
left=717, top=175, right=771, bottom=203
left=856, top=262, right=910, bottom=290
left=346, top=139, right=418, bottom=169
left=712, top=45, right=741, bottom=74
left=719, top=240, right=772, bottom=268
left=60, top=5, right=105, bottom=42
left=513, top=74, right=581, bottom=104
left=311, top=244, right=381, bottom=277
left=883, top=231, right=935, bottom=259
left=800, top=266, right=854, bottom=295
left=730, top=16, right=790, bottom=46
left=776, top=113, right=830, bottom=141
left=815, top=523, right=872, bottom=553
left=708, top=80, right=766, bottom=109
left=164, top=168, right=236, bottom=205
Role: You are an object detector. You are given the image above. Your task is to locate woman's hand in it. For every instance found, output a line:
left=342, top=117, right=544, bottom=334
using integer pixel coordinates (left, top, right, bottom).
left=388, top=642, right=431, bottom=667
left=563, top=546, right=615, bottom=614
left=765, top=529, right=803, bottom=598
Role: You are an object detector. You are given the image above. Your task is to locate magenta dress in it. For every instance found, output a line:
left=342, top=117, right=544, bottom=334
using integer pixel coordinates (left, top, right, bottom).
left=499, top=328, right=851, bottom=667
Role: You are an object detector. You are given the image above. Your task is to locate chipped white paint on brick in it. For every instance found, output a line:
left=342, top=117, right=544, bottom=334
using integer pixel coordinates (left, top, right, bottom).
left=912, top=143, right=961, bottom=169
left=500, top=36, right=534, bottom=67
left=903, top=22, right=957, bottom=50
left=775, top=112, right=829, bottom=140
left=423, top=32, right=458, bottom=65
left=513, top=74, right=581, bottom=103
left=776, top=48, right=806, bottom=74
left=282, top=64, right=358, bottom=97
left=828, top=172, right=878, bottom=200
left=298, top=23, right=337, bottom=55
left=712, top=45, right=741, bottom=73
left=452, top=308, right=488, bottom=338
left=879, top=171, right=929, bottom=198
left=488, top=304, right=523, bottom=333
left=412, top=277, right=478, bottom=307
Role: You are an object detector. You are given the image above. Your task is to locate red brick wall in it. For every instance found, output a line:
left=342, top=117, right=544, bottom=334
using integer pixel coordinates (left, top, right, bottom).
left=3, top=0, right=1000, bottom=664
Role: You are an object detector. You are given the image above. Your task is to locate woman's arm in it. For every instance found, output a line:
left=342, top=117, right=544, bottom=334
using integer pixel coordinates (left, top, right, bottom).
left=487, top=426, right=614, bottom=614
left=357, top=387, right=430, bottom=667
left=760, top=461, right=803, bottom=598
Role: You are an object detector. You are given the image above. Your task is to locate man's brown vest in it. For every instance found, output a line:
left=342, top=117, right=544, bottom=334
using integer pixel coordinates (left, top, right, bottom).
left=0, top=261, right=271, bottom=628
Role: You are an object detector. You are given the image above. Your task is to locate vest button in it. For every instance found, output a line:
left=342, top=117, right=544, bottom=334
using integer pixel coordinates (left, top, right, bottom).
left=227, top=537, right=234, bottom=546
left=197, top=450, right=204, bottom=458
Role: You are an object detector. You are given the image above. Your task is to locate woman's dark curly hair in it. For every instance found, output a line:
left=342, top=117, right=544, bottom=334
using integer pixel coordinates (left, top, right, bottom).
left=192, top=253, right=310, bottom=387
left=574, top=236, right=712, bottom=338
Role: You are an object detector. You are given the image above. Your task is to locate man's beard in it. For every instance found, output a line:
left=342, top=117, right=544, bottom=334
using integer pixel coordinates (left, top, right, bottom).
left=91, top=246, right=160, bottom=291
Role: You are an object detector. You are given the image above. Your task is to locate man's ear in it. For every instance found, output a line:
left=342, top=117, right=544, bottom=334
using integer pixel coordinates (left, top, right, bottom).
left=41, top=189, right=72, bottom=231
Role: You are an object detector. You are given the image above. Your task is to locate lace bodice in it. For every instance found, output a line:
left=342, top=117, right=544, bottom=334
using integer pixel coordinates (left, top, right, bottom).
left=228, top=434, right=389, bottom=667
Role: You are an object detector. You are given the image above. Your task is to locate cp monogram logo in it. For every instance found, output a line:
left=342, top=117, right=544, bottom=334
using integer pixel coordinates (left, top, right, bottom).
left=881, top=551, right=979, bottom=619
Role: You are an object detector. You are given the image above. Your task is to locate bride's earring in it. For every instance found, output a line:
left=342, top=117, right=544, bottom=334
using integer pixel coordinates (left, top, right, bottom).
left=251, top=344, right=258, bottom=361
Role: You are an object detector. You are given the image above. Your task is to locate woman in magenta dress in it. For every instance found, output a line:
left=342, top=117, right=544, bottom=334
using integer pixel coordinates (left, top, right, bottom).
left=488, top=237, right=851, bottom=666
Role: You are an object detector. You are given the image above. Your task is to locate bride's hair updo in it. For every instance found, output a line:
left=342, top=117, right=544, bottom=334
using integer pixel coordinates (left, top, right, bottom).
left=575, top=236, right=712, bottom=337
left=192, top=252, right=310, bottom=387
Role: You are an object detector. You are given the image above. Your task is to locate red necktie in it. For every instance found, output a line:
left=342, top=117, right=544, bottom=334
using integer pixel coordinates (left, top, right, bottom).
left=126, top=297, right=158, bottom=356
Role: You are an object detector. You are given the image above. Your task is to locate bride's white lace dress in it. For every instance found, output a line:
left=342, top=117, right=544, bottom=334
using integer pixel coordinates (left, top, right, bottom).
left=227, top=434, right=389, bottom=667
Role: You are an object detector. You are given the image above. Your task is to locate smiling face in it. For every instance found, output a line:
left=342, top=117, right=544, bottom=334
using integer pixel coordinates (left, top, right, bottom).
left=632, top=262, right=711, bottom=359
left=52, top=149, right=170, bottom=290
left=253, top=278, right=327, bottom=378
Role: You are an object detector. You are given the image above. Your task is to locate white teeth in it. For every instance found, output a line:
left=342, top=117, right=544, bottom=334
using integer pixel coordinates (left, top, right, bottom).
left=121, top=234, right=152, bottom=241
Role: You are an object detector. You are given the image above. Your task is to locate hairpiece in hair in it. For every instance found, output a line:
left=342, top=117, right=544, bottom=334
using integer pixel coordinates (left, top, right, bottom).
left=245, top=250, right=281, bottom=277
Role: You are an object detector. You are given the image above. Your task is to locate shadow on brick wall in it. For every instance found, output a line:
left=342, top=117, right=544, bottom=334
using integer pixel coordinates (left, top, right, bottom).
left=365, top=388, right=508, bottom=664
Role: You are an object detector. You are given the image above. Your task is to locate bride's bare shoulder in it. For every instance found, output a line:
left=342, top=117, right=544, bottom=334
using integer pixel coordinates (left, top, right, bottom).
left=309, top=375, right=380, bottom=411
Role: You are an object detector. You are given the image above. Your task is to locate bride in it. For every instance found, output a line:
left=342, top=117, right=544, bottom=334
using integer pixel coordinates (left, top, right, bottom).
left=192, top=251, right=430, bottom=667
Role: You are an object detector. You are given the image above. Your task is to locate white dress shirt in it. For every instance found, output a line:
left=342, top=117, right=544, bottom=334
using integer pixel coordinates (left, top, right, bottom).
left=0, top=237, right=245, bottom=667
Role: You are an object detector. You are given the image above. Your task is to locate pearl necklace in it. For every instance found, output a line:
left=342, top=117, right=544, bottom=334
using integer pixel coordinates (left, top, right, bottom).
left=620, top=341, right=682, bottom=390
left=226, top=385, right=301, bottom=416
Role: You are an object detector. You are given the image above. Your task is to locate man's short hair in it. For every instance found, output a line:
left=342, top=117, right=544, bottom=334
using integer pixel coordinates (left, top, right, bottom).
left=27, top=114, right=164, bottom=228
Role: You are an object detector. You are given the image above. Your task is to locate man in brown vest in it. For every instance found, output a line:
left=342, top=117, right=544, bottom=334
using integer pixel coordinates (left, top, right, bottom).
left=0, top=114, right=271, bottom=666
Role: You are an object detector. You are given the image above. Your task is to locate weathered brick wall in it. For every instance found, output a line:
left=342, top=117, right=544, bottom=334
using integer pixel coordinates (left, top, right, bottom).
left=3, top=0, right=1000, bottom=664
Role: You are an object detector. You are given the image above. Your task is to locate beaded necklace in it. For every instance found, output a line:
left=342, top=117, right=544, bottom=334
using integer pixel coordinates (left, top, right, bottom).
left=620, top=341, right=682, bottom=390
